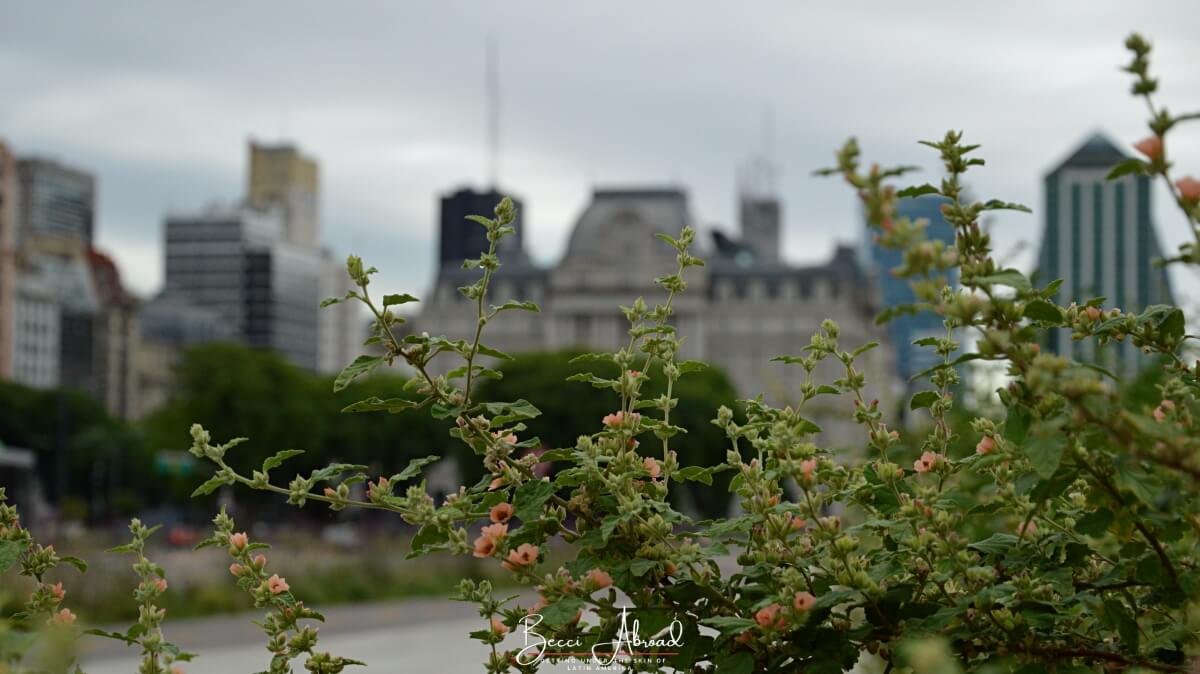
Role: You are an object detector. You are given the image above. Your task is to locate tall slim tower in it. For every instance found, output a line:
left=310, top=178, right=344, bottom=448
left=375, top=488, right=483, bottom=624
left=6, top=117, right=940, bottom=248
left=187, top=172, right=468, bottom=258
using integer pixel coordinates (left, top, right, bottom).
left=0, top=142, right=18, bottom=378
left=1037, top=132, right=1175, bottom=373
left=247, top=141, right=320, bottom=247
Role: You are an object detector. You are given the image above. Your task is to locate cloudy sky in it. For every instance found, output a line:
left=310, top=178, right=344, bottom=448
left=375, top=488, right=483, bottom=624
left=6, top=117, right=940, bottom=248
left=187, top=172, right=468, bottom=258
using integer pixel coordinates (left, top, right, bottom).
left=2, top=3, right=1198, bottom=304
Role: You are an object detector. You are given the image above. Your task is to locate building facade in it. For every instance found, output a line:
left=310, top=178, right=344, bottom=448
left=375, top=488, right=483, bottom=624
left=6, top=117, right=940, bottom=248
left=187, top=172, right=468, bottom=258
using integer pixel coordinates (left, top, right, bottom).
left=163, top=204, right=323, bottom=371
left=417, top=186, right=898, bottom=444
left=15, top=157, right=95, bottom=245
left=862, top=194, right=958, bottom=392
left=1036, top=133, right=1175, bottom=373
left=247, top=142, right=319, bottom=247
left=0, top=142, right=17, bottom=379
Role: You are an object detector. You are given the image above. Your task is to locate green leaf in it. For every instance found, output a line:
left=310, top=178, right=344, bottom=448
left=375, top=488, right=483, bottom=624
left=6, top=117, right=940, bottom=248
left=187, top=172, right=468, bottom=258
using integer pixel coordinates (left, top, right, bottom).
left=1075, top=508, right=1114, bottom=536
left=333, top=355, right=384, bottom=392
left=59, top=555, right=88, bottom=572
left=909, top=391, right=939, bottom=411
left=407, top=525, right=449, bottom=558
left=1003, top=408, right=1031, bottom=445
left=1024, top=299, right=1063, bottom=322
left=464, top=214, right=493, bottom=228
left=676, top=360, right=707, bottom=375
left=980, top=199, right=1032, bottom=213
left=699, top=616, right=756, bottom=635
left=475, top=343, right=515, bottom=361
left=712, top=651, right=754, bottom=674
left=0, top=540, right=22, bottom=572
left=969, top=533, right=1020, bottom=556
left=513, top=480, right=555, bottom=522
left=974, top=268, right=1032, bottom=292
left=897, top=183, right=939, bottom=199
left=539, top=597, right=585, bottom=626
left=1026, top=432, right=1066, bottom=479
left=1106, top=158, right=1149, bottom=180
left=629, top=558, right=658, bottom=576
left=912, top=336, right=939, bottom=347
left=396, top=455, right=440, bottom=481
left=262, top=449, right=305, bottom=472
left=851, top=341, right=879, bottom=358
left=491, top=300, right=540, bottom=313
left=675, top=465, right=716, bottom=485
left=482, top=399, right=541, bottom=425
left=1103, top=598, right=1139, bottom=654
left=909, top=353, right=985, bottom=382
left=382, top=293, right=419, bottom=307
left=341, top=396, right=418, bottom=414
left=191, top=474, right=230, bottom=498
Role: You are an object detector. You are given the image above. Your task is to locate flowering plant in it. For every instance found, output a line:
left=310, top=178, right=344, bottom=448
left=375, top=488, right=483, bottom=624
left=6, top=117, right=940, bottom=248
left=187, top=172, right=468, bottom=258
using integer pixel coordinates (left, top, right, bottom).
left=3, top=32, right=1200, bottom=674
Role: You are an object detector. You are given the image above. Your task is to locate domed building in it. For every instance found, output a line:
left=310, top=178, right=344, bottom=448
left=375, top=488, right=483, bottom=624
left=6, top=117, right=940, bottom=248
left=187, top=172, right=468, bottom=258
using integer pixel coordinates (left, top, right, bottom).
left=416, top=185, right=900, bottom=445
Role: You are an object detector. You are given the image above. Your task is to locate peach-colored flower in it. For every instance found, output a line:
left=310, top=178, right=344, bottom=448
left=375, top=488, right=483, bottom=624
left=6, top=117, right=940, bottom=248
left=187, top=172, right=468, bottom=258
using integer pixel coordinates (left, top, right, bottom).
left=229, top=563, right=244, bottom=577
left=1017, top=520, right=1038, bottom=537
left=791, top=516, right=807, bottom=531
left=490, top=616, right=509, bottom=635
left=975, top=436, right=995, bottom=456
left=1161, top=399, right=1176, bottom=410
left=643, top=457, right=661, bottom=479
left=502, top=543, right=539, bottom=572
left=793, top=591, right=816, bottom=612
left=154, top=578, right=168, bottom=593
left=49, top=608, right=76, bottom=626
left=602, top=411, right=640, bottom=428
left=481, top=522, right=508, bottom=541
left=754, top=603, right=784, bottom=629
left=629, top=370, right=642, bottom=378
left=586, top=568, right=613, bottom=590
left=799, top=459, right=818, bottom=482
left=323, top=487, right=337, bottom=498
left=488, top=477, right=505, bottom=491
left=229, top=532, right=249, bottom=550
left=472, top=536, right=496, bottom=558
left=734, top=631, right=754, bottom=645
left=1134, top=135, right=1163, bottom=161
left=1085, top=306, right=1102, bottom=321
left=492, top=431, right=518, bottom=445
left=253, top=554, right=267, bottom=569
left=1177, top=176, right=1200, bottom=203
left=267, top=574, right=290, bottom=594
left=913, top=451, right=940, bottom=473
left=1154, top=406, right=1167, bottom=422
left=49, top=582, right=65, bottom=602
left=172, top=667, right=185, bottom=674
left=368, top=476, right=391, bottom=498
left=490, top=502, right=513, bottom=524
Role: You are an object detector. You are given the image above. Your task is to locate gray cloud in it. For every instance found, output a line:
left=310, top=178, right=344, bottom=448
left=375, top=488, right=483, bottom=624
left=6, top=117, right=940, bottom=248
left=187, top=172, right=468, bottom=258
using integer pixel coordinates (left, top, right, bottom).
left=1, top=2, right=1197, bottom=306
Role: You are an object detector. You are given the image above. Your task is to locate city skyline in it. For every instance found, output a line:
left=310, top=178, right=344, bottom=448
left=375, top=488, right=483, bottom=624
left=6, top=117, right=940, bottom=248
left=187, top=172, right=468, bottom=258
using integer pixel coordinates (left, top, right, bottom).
left=2, top=3, right=1198, bottom=308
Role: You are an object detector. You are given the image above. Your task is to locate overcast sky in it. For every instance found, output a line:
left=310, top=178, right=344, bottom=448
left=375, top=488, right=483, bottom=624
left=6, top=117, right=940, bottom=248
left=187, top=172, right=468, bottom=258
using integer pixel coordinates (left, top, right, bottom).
left=2, top=3, right=1198, bottom=306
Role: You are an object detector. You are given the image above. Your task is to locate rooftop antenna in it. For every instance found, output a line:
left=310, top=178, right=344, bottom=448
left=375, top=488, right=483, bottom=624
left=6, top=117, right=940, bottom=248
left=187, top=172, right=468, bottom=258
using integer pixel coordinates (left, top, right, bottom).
left=486, top=36, right=500, bottom=190
left=738, top=106, right=779, bottom=198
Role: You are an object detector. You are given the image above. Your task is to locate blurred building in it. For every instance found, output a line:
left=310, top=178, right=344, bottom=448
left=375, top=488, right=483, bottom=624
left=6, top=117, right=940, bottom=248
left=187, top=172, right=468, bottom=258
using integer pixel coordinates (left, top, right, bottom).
left=861, top=194, right=958, bottom=393
left=317, top=250, right=365, bottom=374
left=1036, top=133, right=1175, bottom=374
left=0, top=142, right=17, bottom=379
left=15, top=157, right=95, bottom=245
left=418, top=184, right=897, bottom=444
left=163, top=204, right=322, bottom=371
left=247, top=141, right=319, bottom=247
left=438, top=188, right=528, bottom=267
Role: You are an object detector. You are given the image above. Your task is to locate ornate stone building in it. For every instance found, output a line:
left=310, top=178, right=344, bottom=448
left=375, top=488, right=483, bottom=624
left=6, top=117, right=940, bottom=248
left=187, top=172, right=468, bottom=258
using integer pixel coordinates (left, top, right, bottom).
left=417, top=186, right=899, bottom=444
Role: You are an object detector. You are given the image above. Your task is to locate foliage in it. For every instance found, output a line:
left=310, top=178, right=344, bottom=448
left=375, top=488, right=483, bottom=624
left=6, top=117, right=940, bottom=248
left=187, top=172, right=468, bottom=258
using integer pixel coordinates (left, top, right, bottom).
left=3, top=31, right=1200, bottom=674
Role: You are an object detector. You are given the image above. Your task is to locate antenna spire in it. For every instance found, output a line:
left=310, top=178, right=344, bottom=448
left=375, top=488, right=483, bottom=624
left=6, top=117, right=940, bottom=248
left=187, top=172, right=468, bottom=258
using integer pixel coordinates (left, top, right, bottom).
left=486, top=36, right=500, bottom=190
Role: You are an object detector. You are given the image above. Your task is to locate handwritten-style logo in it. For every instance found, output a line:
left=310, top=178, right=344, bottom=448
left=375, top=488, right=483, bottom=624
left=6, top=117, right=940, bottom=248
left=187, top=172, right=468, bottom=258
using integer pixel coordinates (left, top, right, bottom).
left=514, top=606, right=685, bottom=668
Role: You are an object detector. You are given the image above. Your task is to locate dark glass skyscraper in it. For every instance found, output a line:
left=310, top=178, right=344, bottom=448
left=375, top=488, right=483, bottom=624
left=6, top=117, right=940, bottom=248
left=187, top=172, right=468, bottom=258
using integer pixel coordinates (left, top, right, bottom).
left=438, top=188, right=525, bottom=271
left=1036, top=133, right=1175, bottom=373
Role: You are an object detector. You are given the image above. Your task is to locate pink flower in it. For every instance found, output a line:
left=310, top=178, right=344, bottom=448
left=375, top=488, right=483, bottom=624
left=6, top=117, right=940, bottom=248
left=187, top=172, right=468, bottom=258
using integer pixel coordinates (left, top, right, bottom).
left=602, top=411, right=640, bottom=428
left=1177, top=176, right=1200, bottom=203
left=975, top=436, right=995, bottom=456
left=154, top=578, right=168, bottom=593
left=1085, top=306, right=1102, bottom=321
left=481, top=522, right=508, bottom=541
left=172, top=667, right=185, bottom=674
left=472, top=536, right=496, bottom=559
left=643, top=457, right=661, bottom=479
left=793, top=591, right=816, bottom=612
left=229, top=563, right=244, bottom=577
left=664, top=561, right=677, bottom=576
left=267, top=574, right=290, bottom=595
left=1153, top=406, right=1167, bottom=422
left=913, top=451, right=940, bottom=473
left=586, top=568, right=613, bottom=590
left=490, top=617, right=509, bottom=635
left=1133, top=135, right=1163, bottom=161
left=754, top=603, right=785, bottom=629
left=1017, top=520, right=1038, bottom=537
left=1161, top=399, right=1177, bottom=411
left=502, top=543, right=539, bottom=572
left=49, top=608, right=76, bottom=626
left=799, top=459, right=818, bottom=482
left=49, top=582, right=65, bottom=602
left=253, top=554, right=267, bottom=569
left=492, top=431, right=518, bottom=445
left=323, top=487, right=337, bottom=498
left=790, top=516, right=807, bottom=531
left=629, top=370, right=641, bottom=378
left=527, top=596, right=549, bottom=615
left=489, top=502, right=513, bottom=524
left=488, top=477, right=505, bottom=491
left=229, top=532, right=249, bottom=550
left=368, top=476, right=391, bottom=498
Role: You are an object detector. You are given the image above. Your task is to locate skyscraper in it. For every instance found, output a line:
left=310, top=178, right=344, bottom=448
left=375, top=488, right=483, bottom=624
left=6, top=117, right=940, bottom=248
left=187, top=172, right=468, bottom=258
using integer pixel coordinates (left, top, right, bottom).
left=15, top=157, right=95, bottom=245
left=862, top=194, right=957, bottom=391
left=1036, top=133, right=1175, bottom=372
left=247, top=141, right=319, bottom=247
left=0, top=142, right=18, bottom=379
left=438, top=188, right=526, bottom=271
